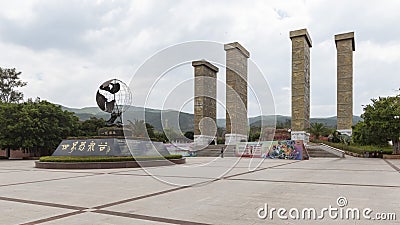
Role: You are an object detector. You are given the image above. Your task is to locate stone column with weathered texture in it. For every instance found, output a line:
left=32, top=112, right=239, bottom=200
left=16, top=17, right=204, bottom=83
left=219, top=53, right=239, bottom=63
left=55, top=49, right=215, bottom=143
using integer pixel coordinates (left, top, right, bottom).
left=193, top=60, right=218, bottom=146
left=224, top=42, right=250, bottom=145
left=335, top=32, right=355, bottom=136
left=290, top=29, right=312, bottom=143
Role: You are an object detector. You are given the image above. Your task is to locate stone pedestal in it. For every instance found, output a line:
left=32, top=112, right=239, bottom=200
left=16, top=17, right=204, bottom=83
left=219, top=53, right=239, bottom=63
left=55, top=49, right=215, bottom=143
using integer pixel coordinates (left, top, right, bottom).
left=335, top=32, right=355, bottom=134
left=290, top=29, right=312, bottom=142
left=194, top=135, right=216, bottom=146
left=225, top=134, right=247, bottom=145
left=337, top=129, right=352, bottom=137
left=192, top=60, right=218, bottom=146
left=224, top=42, right=250, bottom=145
left=53, top=138, right=171, bottom=157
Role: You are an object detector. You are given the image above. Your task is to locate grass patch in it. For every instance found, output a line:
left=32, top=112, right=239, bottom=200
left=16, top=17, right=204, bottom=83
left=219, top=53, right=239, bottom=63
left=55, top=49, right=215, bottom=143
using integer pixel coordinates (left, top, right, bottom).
left=39, top=154, right=182, bottom=163
left=314, top=140, right=393, bottom=155
left=0, top=156, right=8, bottom=160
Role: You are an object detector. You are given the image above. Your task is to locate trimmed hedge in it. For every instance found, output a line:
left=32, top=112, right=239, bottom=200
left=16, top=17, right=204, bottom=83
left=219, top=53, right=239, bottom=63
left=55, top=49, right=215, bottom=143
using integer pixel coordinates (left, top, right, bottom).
left=314, top=140, right=393, bottom=155
left=39, top=154, right=182, bottom=163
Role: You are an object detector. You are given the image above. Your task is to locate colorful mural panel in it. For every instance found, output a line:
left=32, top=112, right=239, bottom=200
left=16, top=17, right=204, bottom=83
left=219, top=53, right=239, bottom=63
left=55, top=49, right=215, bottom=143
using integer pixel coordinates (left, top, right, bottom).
left=236, top=140, right=304, bottom=160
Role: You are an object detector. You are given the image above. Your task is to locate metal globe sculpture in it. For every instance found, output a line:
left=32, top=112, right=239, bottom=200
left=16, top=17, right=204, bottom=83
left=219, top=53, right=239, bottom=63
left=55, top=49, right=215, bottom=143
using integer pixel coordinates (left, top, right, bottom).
left=96, top=79, right=132, bottom=126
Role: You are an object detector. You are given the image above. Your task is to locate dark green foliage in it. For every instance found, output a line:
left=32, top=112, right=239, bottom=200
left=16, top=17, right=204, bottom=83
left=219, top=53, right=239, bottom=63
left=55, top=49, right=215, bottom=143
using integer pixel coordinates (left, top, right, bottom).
left=0, top=67, right=27, bottom=103
left=276, top=119, right=291, bottom=129
left=79, top=117, right=105, bottom=136
left=146, top=123, right=155, bottom=139
left=153, top=131, right=168, bottom=143
left=184, top=131, right=194, bottom=140
left=249, top=130, right=260, bottom=142
left=0, top=99, right=80, bottom=156
left=128, top=119, right=147, bottom=138
left=39, top=154, right=183, bottom=162
left=316, top=140, right=392, bottom=155
left=309, top=123, right=329, bottom=140
left=352, top=92, right=400, bottom=154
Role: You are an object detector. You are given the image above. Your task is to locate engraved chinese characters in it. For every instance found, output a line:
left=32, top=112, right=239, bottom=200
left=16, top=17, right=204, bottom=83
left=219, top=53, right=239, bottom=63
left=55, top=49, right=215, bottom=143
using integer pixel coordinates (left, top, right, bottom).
left=52, top=138, right=171, bottom=157
left=53, top=139, right=129, bottom=156
left=60, top=140, right=111, bottom=154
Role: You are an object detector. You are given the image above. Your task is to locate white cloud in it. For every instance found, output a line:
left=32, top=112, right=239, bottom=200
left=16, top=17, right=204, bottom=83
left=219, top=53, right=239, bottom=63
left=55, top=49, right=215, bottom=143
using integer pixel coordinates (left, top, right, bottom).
left=0, top=0, right=399, bottom=117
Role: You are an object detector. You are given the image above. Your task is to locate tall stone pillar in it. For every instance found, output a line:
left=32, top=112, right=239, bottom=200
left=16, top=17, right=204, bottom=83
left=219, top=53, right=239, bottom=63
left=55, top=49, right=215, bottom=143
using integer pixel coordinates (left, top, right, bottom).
left=193, top=60, right=218, bottom=146
left=290, top=29, right=312, bottom=143
left=335, top=32, right=355, bottom=136
left=224, top=42, right=250, bottom=145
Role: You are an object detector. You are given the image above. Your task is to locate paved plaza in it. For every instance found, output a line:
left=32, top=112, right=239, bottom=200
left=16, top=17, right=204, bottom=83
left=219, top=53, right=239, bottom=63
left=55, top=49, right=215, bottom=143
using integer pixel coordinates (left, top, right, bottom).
left=0, top=157, right=399, bottom=224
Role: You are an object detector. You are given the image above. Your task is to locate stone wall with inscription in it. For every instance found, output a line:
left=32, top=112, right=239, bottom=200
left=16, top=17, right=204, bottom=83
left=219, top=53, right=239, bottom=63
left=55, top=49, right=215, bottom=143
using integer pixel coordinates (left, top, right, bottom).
left=52, top=138, right=170, bottom=157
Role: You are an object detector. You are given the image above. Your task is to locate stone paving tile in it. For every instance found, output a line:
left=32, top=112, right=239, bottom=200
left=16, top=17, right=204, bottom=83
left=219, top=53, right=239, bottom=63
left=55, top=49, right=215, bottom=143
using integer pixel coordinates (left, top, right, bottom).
left=0, top=200, right=73, bottom=225
left=0, top=158, right=399, bottom=224
left=105, top=179, right=400, bottom=225
left=282, top=158, right=394, bottom=172
left=386, top=159, right=400, bottom=172
left=0, top=174, right=210, bottom=208
left=40, top=212, right=168, bottom=225
left=233, top=168, right=400, bottom=187
left=0, top=170, right=96, bottom=187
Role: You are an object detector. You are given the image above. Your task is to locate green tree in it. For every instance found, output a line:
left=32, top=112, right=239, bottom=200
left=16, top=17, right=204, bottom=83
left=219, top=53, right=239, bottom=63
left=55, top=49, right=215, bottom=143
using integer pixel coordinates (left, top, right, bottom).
left=154, top=131, right=168, bottom=143
left=79, top=117, right=105, bottom=136
left=0, top=67, right=27, bottom=103
left=128, top=119, right=148, bottom=138
left=0, top=100, right=80, bottom=156
left=184, top=131, right=194, bottom=140
left=353, top=93, right=400, bottom=154
left=146, top=123, right=156, bottom=139
left=249, top=130, right=260, bottom=142
left=309, top=123, right=328, bottom=140
left=163, top=128, right=181, bottom=142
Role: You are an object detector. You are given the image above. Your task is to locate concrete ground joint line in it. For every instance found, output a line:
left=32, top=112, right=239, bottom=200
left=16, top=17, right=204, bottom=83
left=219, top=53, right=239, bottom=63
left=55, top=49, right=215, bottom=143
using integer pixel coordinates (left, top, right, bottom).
left=91, top=186, right=191, bottom=210
left=269, top=167, right=398, bottom=172
left=93, top=209, right=213, bottom=225
left=19, top=211, right=86, bottom=225
left=226, top=178, right=400, bottom=188
left=383, top=159, right=400, bottom=173
left=0, top=196, right=88, bottom=210
left=223, top=160, right=302, bottom=179
left=109, top=171, right=224, bottom=180
left=0, top=174, right=100, bottom=187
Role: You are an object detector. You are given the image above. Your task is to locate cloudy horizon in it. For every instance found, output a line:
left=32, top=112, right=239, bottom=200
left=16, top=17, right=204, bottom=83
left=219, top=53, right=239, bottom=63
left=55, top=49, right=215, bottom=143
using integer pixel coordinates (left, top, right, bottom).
left=0, top=0, right=399, bottom=118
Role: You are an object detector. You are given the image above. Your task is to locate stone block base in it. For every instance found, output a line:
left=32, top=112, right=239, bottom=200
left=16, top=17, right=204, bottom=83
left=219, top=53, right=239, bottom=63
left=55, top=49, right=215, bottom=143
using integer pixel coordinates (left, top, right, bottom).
left=291, top=131, right=310, bottom=144
left=225, top=134, right=247, bottom=145
left=383, top=154, right=400, bottom=159
left=194, top=135, right=215, bottom=146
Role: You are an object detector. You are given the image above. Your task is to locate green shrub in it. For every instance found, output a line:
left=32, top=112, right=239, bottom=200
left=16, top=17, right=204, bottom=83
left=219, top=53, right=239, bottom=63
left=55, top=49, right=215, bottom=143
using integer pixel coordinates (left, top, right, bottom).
left=315, top=140, right=393, bottom=155
left=39, top=154, right=182, bottom=163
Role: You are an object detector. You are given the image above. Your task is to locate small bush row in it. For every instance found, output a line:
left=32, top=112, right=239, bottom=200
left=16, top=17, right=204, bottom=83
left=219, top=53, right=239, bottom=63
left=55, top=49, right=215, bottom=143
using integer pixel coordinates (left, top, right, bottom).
left=39, top=154, right=182, bottom=162
left=316, top=140, right=393, bottom=155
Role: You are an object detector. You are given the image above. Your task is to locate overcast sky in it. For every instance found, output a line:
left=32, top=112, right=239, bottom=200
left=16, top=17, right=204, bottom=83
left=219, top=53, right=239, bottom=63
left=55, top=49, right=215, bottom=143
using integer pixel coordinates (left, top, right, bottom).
left=0, top=0, right=399, bottom=118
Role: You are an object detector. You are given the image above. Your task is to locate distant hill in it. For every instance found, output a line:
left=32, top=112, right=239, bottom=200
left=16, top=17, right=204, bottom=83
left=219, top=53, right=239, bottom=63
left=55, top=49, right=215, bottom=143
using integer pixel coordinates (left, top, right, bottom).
left=247, top=115, right=362, bottom=128
left=61, top=105, right=195, bottom=132
left=61, top=105, right=362, bottom=131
